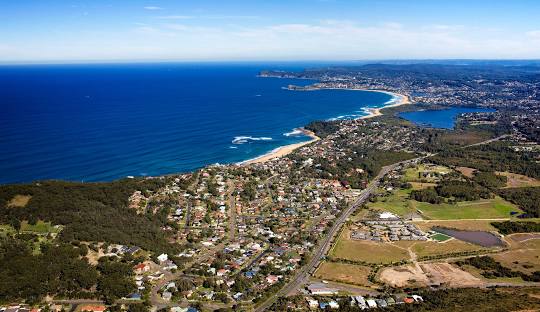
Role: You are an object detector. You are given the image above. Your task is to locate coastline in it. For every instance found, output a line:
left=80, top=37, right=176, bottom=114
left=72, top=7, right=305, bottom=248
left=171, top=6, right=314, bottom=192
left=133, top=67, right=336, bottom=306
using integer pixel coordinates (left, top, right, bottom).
left=285, top=85, right=411, bottom=119
left=239, top=90, right=410, bottom=166
left=359, top=90, right=411, bottom=119
left=239, top=129, right=320, bottom=165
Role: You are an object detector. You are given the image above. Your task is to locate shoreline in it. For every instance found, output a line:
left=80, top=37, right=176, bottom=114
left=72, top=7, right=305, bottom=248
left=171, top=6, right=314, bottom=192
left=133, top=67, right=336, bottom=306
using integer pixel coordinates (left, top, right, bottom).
left=286, top=85, right=411, bottom=119
left=238, top=89, right=410, bottom=165
left=359, top=90, right=411, bottom=119
left=239, top=128, right=320, bottom=165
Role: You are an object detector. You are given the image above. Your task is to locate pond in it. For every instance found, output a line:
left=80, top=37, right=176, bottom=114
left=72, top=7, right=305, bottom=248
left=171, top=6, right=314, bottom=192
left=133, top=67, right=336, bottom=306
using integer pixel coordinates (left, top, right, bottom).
left=433, top=227, right=505, bottom=247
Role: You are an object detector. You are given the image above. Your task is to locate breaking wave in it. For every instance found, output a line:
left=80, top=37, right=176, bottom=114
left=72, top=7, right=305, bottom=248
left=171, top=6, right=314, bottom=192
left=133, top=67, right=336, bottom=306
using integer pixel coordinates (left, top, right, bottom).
left=232, top=136, right=273, bottom=145
left=283, top=128, right=304, bottom=137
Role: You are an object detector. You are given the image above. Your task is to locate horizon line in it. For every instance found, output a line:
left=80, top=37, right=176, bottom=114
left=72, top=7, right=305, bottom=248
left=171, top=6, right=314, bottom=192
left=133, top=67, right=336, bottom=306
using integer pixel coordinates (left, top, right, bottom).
left=2, top=58, right=540, bottom=66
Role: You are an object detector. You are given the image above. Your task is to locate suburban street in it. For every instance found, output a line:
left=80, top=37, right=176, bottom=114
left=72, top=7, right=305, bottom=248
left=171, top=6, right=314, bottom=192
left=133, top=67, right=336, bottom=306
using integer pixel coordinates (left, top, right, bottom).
left=254, top=157, right=422, bottom=312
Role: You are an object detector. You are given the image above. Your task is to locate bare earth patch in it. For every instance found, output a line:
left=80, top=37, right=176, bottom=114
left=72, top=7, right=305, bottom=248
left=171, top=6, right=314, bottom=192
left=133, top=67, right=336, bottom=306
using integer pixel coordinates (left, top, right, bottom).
left=380, top=263, right=482, bottom=288
left=379, top=264, right=429, bottom=287
left=497, top=171, right=540, bottom=188
left=456, top=167, right=476, bottom=178
left=7, top=195, right=32, bottom=208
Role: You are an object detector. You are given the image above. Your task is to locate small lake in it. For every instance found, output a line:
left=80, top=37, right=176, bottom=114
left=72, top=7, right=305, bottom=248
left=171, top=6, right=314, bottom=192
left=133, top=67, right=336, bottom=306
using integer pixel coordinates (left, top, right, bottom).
left=433, top=227, right=505, bottom=247
left=399, top=107, right=496, bottom=129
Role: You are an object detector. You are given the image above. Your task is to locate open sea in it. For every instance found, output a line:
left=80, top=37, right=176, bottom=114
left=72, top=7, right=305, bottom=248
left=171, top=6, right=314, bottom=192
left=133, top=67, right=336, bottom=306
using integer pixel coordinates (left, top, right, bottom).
left=0, top=63, right=396, bottom=184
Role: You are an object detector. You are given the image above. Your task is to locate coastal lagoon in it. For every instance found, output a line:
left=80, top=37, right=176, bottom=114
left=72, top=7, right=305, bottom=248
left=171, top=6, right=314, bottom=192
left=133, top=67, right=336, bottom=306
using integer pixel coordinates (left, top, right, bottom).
left=399, top=107, right=496, bottom=129
left=0, top=63, right=393, bottom=184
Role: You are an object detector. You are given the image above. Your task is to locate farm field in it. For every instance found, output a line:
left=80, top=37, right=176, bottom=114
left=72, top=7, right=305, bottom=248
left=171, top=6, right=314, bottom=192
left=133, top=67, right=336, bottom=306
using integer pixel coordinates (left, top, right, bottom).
left=330, top=228, right=410, bottom=264
left=314, top=262, right=374, bottom=287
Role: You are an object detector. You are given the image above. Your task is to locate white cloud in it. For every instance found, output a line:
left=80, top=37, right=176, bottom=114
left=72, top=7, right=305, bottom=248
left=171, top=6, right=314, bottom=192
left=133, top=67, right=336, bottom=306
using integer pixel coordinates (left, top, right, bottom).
left=157, top=15, right=193, bottom=20
left=3, top=20, right=540, bottom=61
left=144, top=6, right=163, bottom=10
left=526, top=30, right=540, bottom=38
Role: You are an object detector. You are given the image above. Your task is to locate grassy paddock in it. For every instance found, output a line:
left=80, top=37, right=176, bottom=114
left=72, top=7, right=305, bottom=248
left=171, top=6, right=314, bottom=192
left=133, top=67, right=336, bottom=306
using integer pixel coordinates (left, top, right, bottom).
left=331, top=228, right=410, bottom=264
left=314, top=261, right=374, bottom=287
left=21, top=220, right=61, bottom=234
left=412, top=239, right=487, bottom=259
left=414, top=219, right=497, bottom=232
left=369, top=188, right=520, bottom=220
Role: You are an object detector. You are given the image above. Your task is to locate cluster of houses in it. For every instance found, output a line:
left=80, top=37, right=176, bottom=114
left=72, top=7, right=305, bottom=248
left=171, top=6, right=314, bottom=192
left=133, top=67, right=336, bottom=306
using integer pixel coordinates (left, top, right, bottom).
left=0, top=304, right=109, bottom=312
left=350, top=212, right=428, bottom=242
left=303, top=294, right=424, bottom=310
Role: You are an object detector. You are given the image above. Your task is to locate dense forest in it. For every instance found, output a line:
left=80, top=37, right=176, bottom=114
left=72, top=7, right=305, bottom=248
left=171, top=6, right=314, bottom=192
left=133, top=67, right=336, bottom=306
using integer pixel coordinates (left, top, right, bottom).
left=491, top=221, right=540, bottom=234
left=0, top=237, right=141, bottom=304
left=305, top=120, right=342, bottom=138
left=410, top=180, right=491, bottom=204
left=0, top=238, right=96, bottom=304
left=497, top=187, right=540, bottom=217
left=0, top=178, right=178, bottom=253
left=429, top=141, right=540, bottom=179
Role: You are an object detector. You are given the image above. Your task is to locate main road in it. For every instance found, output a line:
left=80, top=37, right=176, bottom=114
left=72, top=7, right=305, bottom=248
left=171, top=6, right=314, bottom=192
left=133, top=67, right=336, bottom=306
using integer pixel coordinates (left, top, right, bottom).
left=254, top=134, right=512, bottom=311
left=254, top=157, right=423, bottom=312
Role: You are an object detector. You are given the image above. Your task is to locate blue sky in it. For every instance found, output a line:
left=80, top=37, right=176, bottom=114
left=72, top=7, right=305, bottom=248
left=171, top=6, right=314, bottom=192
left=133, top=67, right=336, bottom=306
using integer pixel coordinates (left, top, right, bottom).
left=1, top=0, right=540, bottom=62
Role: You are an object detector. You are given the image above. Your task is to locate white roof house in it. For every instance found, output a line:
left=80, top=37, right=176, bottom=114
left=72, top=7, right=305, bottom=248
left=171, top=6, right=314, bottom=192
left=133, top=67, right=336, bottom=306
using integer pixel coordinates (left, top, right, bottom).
left=157, top=253, right=168, bottom=263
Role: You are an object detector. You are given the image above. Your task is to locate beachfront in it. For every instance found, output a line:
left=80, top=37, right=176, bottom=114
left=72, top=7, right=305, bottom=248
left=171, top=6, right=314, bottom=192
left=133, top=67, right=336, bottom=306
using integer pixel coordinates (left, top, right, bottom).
left=360, top=91, right=411, bottom=119
left=241, top=91, right=410, bottom=165
left=241, top=128, right=320, bottom=165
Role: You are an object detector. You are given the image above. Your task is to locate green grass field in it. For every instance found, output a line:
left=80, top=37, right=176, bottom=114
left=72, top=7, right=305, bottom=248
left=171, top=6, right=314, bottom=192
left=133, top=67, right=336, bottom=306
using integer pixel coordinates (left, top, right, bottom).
left=431, top=233, right=452, bottom=242
left=331, top=229, right=410, bottom=264
left=415, top=196, right=520, bottom=220
left=403, top=164, right=452, bottom=183
left=21, top=220, right=61, bottom=234
left=369, top=187, right=521, bottom=220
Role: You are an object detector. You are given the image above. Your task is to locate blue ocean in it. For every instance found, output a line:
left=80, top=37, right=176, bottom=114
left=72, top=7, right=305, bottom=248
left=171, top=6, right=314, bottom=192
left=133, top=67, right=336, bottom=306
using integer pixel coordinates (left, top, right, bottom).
left=0, top=63, right=394, bottom=184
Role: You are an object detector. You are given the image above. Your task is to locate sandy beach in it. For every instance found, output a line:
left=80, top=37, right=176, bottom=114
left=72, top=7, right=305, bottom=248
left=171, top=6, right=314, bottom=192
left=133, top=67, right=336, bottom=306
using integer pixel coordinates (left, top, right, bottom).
left=360, top=91, right=411, bottom=119
left=241, top=129, right=319, bottom=165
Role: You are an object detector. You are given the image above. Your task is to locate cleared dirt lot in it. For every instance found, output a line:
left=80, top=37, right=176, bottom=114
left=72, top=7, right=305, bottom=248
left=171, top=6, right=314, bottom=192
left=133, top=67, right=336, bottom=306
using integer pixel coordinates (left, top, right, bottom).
left=380, top=262, right=482, bottom=288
